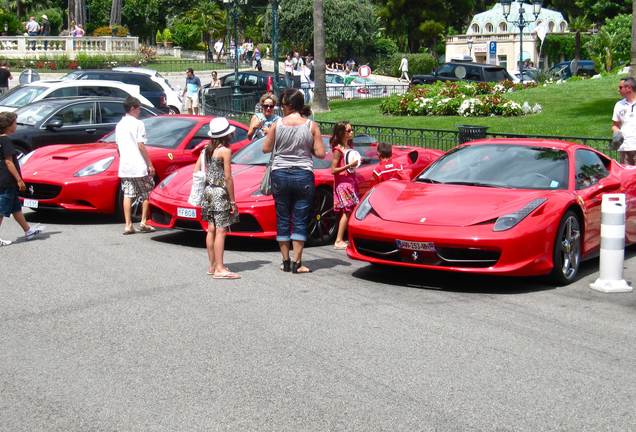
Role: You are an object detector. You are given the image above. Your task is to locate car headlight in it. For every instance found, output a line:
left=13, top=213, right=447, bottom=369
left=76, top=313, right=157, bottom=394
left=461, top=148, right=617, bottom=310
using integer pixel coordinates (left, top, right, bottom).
left=493, top=198, right=546, bottom=232
left=158, top=171, right=177, bottom=189
left=355, top=190, right=374, bottom=221
left=19, top=150, right=36, bottom=166
left=73, top=156, right=115, bottom=177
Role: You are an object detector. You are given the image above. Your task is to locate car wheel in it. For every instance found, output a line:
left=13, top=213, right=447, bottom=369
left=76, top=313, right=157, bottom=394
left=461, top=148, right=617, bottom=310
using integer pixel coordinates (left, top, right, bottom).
left=307, top=187, right=337, bottom=246
left=549, top=210, right=582, bottom=285
left=168, top=105, right=180, bottom=114
left=115, top=185, right=143, bottom=223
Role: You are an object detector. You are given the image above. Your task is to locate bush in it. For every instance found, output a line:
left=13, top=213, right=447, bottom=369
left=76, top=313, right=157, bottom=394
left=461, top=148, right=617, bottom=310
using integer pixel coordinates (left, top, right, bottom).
left=0, top=9, right=22, bottom=35
left=92, top=25, right=128, bottom=37
left=162, top=28, right=173, bottom=43
left=170, top=22, right=199, bottom=49
left=155, top=30, right=163, bottom=43
left=373, top=37, right=399, bottom=59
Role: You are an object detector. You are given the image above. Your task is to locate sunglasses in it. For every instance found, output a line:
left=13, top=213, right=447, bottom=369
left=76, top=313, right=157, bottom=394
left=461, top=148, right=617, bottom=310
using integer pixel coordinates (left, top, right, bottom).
left=263, top=104, right=275, bottom=109
left=345, top=128, right=353, bottom=133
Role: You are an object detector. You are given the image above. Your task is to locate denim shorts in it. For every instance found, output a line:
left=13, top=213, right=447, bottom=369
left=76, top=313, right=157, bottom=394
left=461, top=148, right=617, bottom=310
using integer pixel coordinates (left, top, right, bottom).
left=0, top=187, right=21, bottom=217
left=271, top=168, right=315, bottom=242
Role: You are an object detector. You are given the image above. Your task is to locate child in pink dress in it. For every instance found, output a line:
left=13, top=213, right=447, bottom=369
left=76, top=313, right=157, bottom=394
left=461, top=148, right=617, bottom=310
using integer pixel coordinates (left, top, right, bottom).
left=330, top=121, right=359, bottom=250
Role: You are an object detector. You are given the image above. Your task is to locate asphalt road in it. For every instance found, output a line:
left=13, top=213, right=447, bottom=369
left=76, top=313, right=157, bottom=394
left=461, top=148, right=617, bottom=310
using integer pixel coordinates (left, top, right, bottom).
left=1, top=210, right=635, bottom=432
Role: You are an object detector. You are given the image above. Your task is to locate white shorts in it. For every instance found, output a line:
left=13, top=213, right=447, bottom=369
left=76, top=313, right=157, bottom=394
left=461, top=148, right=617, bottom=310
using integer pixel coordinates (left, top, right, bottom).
left=185, top=93, right=199, bottom=110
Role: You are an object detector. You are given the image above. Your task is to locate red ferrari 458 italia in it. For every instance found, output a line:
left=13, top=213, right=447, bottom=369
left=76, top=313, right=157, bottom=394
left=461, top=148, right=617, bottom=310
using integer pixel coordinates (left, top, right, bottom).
left=148, top=135, right=443, bottom=245
left=347, top=138, right=636, bottom=284
left=18, top=115, right=250, bottom=217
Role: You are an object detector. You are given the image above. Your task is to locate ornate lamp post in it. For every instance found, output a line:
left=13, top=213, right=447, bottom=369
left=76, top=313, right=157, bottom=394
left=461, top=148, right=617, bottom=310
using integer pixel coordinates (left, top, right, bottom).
left=223, top=0, right=247, bottom=109
left=500, top=0, right=542, bottom=83
left=467, top=39, right=473, bottom=59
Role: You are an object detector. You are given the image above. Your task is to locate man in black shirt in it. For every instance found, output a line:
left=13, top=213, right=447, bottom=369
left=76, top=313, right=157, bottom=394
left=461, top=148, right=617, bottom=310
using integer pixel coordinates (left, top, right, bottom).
left=0, top=112, right=44, bottom=245
left=0, top=62, right=12, bottom=95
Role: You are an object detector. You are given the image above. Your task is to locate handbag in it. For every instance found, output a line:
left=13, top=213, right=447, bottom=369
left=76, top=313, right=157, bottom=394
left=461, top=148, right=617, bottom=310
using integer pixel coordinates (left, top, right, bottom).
left=187, top=151, right=206, bottom=206
left=259, top=127, right=278, bottom=196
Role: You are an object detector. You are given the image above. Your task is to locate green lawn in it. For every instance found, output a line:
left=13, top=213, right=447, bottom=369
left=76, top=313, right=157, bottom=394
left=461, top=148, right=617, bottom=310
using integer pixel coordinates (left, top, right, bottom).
left=315, top=75, right=621, bottom=139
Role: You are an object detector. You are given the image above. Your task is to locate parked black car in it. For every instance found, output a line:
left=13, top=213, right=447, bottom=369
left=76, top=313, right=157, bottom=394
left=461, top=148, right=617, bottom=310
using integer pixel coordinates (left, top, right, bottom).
left=12, top=97, right=158, bottom=155
left=548, top=60, right=597, bottom=79
left=61, top=70, right=170, bottom=112
left=411, top=62, right=514, bottom=85
left=214, top=71, right=287, bottom=94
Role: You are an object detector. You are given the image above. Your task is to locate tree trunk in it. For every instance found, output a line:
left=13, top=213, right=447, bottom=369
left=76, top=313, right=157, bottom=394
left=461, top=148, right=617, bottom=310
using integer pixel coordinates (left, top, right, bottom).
left=70, top=0, right=86, bottom=27
left=631, top=0, right=636, bottom=78
left=110, top=0, right=122, bottom=27
left=572, top=31, right=581, bottom=76
left=312, top=0, right=329, bottom=112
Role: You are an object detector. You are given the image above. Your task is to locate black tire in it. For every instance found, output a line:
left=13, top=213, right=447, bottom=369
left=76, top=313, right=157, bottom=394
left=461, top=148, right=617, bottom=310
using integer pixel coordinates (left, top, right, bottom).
left=168, top=105, right=180, bottom=114
left=549, top=210, right=582, bottom=285
left=306, top=187, right=337, bottom=246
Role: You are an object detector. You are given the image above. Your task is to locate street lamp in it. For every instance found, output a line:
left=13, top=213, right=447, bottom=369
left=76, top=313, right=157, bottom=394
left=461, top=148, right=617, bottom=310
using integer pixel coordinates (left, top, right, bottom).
left=500, top=0, right=542, bottom=83
left=270, top=0, right=280, bottom=96
left=223, top=0, right=247, bottom=110
left=467, top=38, right=473, bottom=59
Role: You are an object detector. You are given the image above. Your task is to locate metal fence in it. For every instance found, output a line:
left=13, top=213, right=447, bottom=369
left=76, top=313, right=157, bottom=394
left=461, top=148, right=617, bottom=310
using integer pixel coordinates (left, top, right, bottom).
left=200, top=90, right=614, bottom=157
left=325, top=84, right=409, bottom=100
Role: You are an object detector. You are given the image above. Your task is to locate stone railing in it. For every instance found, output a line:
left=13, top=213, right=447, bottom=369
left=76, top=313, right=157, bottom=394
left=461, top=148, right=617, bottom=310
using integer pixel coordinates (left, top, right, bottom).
left=0, top=36, right=139, bottom=58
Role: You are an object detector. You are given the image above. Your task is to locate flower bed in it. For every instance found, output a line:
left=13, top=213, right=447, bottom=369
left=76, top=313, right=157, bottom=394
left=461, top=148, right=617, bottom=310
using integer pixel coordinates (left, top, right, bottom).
left=380, top=81, right=541, bottom=117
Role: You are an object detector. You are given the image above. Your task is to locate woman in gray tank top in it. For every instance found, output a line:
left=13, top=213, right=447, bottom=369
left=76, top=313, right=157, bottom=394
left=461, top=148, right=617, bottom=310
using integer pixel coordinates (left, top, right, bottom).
left=263, top=89, right=325, bottom=273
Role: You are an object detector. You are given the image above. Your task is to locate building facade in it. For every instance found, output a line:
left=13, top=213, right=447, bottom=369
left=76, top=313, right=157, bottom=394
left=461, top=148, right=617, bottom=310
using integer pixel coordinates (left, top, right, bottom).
left=445, top=1, right=567, bottom=72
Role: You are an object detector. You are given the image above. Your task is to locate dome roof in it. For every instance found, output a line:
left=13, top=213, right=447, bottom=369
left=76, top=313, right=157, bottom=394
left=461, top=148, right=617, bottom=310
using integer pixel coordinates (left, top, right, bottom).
left=467, top=1, right=567, bottom=34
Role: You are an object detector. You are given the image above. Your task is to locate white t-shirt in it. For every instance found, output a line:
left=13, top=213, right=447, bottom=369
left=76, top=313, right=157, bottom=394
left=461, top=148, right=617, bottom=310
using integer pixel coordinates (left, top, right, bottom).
left=400, top=57, right=408, bottom=72
left=214, top=40, right=223, bottom=53
left=116, top=114, right=148, bottom=178
left=613, top=98, right=636, bottom=151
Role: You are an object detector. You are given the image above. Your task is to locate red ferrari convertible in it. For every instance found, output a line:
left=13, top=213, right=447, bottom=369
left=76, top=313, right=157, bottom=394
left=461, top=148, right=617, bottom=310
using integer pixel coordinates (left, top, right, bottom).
left=18, top=115, right=249, bottom=217
left=148, top=136, right=443, bottom=245
left=347, top=138, right=636, bottom=284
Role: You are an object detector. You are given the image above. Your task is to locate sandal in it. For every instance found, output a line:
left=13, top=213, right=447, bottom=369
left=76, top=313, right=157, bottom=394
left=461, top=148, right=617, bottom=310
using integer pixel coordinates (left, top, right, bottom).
left=292, top=261, right=311, bottom=274
left=280, top=259, right=291, bottom=272
left=122, top=228, right=136, bottom=235
left=212, top=271, right=241, bottom=279
left=138, top=224, right=156, bottom=233
left=334, top=241, right=348, bottom=250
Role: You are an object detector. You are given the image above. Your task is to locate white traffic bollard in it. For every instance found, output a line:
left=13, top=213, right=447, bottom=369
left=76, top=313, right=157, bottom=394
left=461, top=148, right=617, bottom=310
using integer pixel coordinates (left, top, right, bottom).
left=590, top=193, right=632, bottom=293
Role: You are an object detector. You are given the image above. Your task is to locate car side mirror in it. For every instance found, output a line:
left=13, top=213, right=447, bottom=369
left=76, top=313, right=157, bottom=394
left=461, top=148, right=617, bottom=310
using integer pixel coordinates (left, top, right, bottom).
left=193, top=140, right=210, bottom=155
left=45, top=119, right=63, bottom=129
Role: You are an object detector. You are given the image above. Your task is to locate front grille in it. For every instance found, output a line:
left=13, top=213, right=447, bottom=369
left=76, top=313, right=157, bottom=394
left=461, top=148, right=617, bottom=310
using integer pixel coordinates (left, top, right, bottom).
left=436, top=247, right=500, bottom=268
left=354, top=237, right=499, bottom=268
left=175, top=219, right=204, bottom=231
left=230, top=214, right=262, bottom=232
left=150, top=207, right=171, bottom=225
left=20, top=183, right=61, bottom=200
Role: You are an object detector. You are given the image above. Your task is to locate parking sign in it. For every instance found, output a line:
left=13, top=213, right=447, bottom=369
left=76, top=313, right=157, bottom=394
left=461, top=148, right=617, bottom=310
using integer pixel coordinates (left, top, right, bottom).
left=488, top=41, right=497, bottom=65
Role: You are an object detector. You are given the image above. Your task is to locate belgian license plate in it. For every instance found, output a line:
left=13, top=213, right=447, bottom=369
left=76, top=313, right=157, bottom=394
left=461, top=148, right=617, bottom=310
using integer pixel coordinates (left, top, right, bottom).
left=23, top=199, right=39, bottom=209
left=177, top=207, right=196, bottom=219
left=396, top=240, right=435, bottom=252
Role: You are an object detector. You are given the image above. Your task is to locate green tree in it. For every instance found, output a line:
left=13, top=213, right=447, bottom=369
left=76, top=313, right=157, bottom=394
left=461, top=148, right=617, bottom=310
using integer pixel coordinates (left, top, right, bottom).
left=568, top=15, right=591, bottom=75
left=418, top=20, right=445, bottom=54
left=585, top=14, right=631, bottom=71
left=573, top=0, right=630, bottom=23
left=631, top=0, right=636, bottom=78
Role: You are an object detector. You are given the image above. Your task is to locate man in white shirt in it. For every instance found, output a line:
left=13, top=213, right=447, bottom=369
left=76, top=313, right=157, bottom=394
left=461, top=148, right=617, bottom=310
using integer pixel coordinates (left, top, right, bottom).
left=116, top=97, right=156, bottom=234
left=612, top=77, right=636, bottom=165
left=25, top=16, right=39, bottom=50
left=214, top=39, right=223, bottom=62
left=291, top=51, right=303, bottom=89
left=399, top=56, right=409, bottom=82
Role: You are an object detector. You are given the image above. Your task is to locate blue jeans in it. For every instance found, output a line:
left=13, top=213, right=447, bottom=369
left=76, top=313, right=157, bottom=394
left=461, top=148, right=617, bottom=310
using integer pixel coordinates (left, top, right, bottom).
left=271, top=168, right=314, bottom=242
left=0, top=187, right=21, bottom=217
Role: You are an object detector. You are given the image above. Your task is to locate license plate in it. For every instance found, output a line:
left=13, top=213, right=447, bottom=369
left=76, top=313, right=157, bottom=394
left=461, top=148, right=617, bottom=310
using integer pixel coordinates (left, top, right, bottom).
left=177, top=207, right=196, bottom=218
left=23, top=199, right=39, bottom=209
left=396, top=240, right=436, bottom=252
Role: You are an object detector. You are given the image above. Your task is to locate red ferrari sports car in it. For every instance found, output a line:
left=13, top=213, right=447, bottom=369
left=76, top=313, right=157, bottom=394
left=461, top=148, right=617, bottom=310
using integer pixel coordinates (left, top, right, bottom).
left=148, top=135, right=443, bottom=245
left=346, top=138, right=636, bottom=284
left=18, top=115, right=249, bottom=217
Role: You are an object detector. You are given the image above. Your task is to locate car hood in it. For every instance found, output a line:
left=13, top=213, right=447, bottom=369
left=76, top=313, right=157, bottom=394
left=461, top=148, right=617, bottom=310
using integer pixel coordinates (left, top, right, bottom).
left=0, top=106, right=18, bottom=112
left=154, top=163, right=271, bottom=203
left=22, top=143, right=118, bottom=176
left=369, top=181, right=550, bottom=227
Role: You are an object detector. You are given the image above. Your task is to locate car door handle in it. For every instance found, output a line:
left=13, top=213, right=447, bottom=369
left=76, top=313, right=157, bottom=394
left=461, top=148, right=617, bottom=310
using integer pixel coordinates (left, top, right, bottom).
left=85, top=129, right=97, bottom=133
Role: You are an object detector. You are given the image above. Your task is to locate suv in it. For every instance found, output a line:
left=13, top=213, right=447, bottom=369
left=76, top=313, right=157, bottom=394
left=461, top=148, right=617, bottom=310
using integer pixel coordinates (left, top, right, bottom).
left=548, top=60, right=597, bottom=80
left=411, top=62, right=513, bottom=85
left=61, top=70, right=171, bottom=112
left=215, top=71, right=287, bottom=94
left=0, top=80, right=153, bottom=112
left=113, top=67, right=183, bottom=113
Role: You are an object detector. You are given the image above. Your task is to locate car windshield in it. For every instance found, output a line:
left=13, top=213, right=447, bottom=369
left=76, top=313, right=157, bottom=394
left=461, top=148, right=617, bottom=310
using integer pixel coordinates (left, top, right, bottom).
left=418, top=144, right=569, bottom=190
left=101, top=117, right=198, bottom=148
left=232, top=136, right=378, bottom=170
left=15, top=101, right=62, bottom=126
left=60, top=71, right=83, bottom=80
left=0, top=86, right=47, bottom=108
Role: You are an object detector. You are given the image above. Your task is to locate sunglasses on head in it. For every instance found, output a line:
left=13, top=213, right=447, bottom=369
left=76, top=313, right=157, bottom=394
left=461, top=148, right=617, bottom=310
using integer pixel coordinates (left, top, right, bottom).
left=345, top=128, right=353, bottom=132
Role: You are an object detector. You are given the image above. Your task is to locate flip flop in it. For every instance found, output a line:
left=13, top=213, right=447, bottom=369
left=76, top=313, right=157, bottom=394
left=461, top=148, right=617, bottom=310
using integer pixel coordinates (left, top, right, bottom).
left=123, top=228, right=136, bottom=235
left=138, top=224, right=156, bottom=233
left=334, top=242, right=348, bottom=250
left=212, top=271, right=241, bottom=279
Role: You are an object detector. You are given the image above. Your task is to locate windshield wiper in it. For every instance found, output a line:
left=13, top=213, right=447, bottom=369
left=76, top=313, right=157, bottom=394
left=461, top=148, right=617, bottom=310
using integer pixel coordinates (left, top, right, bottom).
left=417, top=177, right=441, bottom=183
left=444, top=181, right=504, bottom=188
left=16, top=122, right=30, bottom=126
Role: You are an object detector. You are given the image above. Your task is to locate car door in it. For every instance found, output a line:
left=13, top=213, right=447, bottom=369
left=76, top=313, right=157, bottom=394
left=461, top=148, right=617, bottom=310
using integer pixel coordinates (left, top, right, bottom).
left=240, top=73, right=259, bottom=93
left=574, top=149, right=615, bottom=253
left=36, top=101, right=98, bottom=146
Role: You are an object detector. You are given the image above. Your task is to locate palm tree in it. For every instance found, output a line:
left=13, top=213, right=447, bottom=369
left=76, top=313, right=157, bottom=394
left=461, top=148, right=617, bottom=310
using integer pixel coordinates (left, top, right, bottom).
left=312, top=0, right=328, bottom=112
left=110, top=0, right=122, bottom=26
left=568, top=15, right=590, bottom=76
left=631, top=0, right=636, bottom=78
